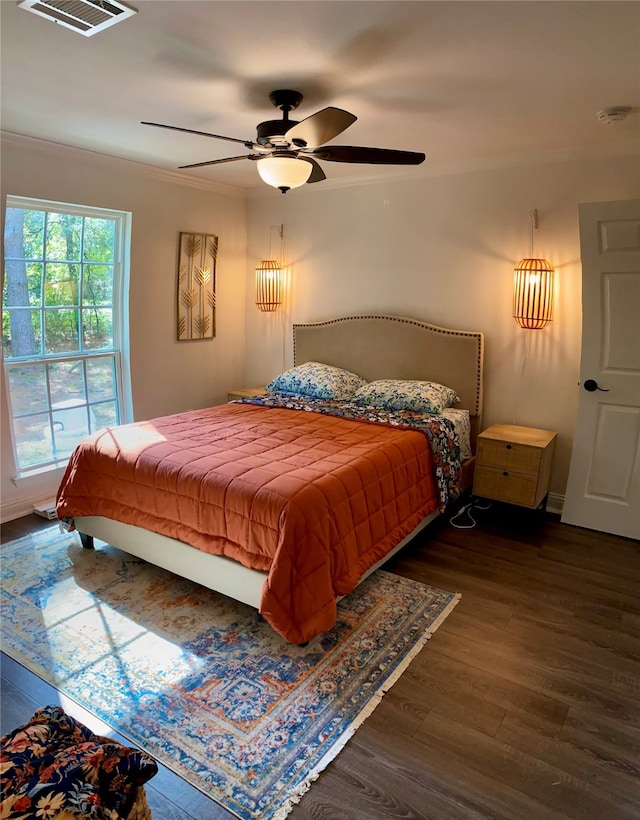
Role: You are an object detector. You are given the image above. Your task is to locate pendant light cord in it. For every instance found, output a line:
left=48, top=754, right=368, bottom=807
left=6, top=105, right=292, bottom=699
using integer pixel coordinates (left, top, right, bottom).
left=529, top=208, right=538, bottom=256
left=449, top=496, right=493, bottom=529
left=271, top=224, right=285, bottom=373
left=268, top=224, right=283, bottom=260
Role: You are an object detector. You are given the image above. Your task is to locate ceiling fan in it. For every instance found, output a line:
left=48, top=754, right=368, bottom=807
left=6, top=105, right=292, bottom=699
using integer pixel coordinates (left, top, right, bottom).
left=142, top=89, right=426, bottom=193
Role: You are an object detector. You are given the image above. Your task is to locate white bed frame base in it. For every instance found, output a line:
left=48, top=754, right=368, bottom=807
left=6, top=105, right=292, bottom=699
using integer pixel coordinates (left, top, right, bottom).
left=74, top=515, right=266, bottom=607
left=74, top=509, right=440, bottom=610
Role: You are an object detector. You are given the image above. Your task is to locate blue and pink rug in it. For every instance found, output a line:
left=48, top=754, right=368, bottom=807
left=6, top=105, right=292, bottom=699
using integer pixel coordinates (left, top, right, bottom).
left=1, top=526, right=459, bottom=819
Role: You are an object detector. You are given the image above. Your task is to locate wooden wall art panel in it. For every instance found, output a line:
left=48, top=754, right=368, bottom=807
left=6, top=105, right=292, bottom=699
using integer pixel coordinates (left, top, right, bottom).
left=177, top=232, right=217, bottom=341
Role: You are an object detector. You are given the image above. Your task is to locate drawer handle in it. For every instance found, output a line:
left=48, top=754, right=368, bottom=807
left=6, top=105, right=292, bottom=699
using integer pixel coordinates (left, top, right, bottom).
left=503, top=471, right=509, bottom=476
left=506, top=444, right=512, bottom=450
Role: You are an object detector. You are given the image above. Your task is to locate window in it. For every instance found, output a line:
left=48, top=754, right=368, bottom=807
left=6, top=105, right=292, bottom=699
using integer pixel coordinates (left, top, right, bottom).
left=2, top=196, right=131, bottom=475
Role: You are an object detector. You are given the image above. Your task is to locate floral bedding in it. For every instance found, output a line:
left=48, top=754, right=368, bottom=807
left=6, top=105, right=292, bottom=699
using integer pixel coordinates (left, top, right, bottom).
left=1, top=705, right=157, bottom=820
left=237, top=393, right=464, bottom=510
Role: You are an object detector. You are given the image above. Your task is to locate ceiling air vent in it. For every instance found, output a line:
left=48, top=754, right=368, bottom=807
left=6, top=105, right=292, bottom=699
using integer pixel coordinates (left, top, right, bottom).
left=18, top=0, right=137, bottom=36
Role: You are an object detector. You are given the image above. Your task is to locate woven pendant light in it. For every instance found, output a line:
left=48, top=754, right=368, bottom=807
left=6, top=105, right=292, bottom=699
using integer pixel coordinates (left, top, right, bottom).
left=513, top=210, right=554, bottom=329
left=255, top=259, right=283, bottom=312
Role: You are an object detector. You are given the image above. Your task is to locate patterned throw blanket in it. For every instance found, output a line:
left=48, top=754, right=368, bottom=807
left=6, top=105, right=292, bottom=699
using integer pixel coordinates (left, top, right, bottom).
left=237, top=394, right=463, bottom=511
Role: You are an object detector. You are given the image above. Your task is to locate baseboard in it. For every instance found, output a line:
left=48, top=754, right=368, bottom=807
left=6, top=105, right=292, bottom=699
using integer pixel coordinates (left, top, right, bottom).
left=2, top=497, right=59, bottom=523
left=546, top=492, right=564, bottom=516
left=1, top=499, right=37, bottom=523
left=3, top=493, right=568, bottom=523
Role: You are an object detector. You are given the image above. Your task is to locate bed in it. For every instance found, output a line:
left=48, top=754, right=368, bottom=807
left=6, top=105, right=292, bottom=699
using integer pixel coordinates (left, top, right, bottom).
left=56, top=315, right=484, bottom=644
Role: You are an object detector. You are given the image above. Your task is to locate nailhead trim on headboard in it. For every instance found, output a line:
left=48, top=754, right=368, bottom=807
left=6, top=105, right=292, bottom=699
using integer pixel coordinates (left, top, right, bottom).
left=292, top=314, right=484, bottom=417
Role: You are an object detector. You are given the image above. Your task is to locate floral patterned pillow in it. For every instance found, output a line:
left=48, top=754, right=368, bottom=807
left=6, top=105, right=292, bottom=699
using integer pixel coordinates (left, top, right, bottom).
left=267, top=361, right=367, bottom=400
left=354, top=379, right=460, bottom=414
left=1, top=705, right=157, bottom=820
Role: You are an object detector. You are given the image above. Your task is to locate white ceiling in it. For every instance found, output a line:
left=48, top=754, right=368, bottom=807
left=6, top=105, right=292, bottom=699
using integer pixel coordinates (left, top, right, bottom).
left=1, top=1, right=638, bottom=193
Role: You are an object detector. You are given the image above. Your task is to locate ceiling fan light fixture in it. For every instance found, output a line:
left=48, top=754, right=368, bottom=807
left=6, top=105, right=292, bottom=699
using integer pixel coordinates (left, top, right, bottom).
left=257, top=155, right=312, bottom=194
left=144, top=89, right=426, bottom=187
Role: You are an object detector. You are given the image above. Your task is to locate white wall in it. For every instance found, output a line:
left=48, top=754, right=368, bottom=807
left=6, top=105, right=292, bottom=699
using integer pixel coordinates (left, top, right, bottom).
left=245, top=151, right=640, bottom=501
left=3, top=137, right=637, bottom=519
left=1, top=134, right=248, bottom=521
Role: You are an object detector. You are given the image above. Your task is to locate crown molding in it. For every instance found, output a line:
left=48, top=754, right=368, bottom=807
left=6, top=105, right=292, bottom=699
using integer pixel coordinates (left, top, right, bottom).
left=1, top=131, right=247, bottom=199
left=4, top=130, right=636, bottom=201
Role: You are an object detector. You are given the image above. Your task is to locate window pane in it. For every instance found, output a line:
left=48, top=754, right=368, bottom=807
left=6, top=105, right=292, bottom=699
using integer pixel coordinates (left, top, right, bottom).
left=2, top=309, right=42, bottom=359
left=26, top=263, right=44, bottom=306
left=48, top=360, right=86, bottom=407
left=84, top=218, right=115, bottom=263
left=14, top=413, right=54, bottom=467
left=44, top=309, right=79, bottom=354
left=52, top=400, right=90, bottom=458
left=22, top=210, right=45, bottom=260
left=82, top=308, right=113, bottom=350
left=44, top=361, right=93, bottom=459
left=44, top=263, right=79, bottom=306
left=46, top=213, right=82, bottom=261
left=3, top=260, right=29, bottom=307
left=92, top=400, right=118, bottom=430
left=7, top=365, right=48, bottom=415
left=87, top=357, right=116, bottom=403
left=5, top=208, right=44, bottom=261
left=83, top=265, right=113, bottom=306
left=3, top=262, right=42, bottom=309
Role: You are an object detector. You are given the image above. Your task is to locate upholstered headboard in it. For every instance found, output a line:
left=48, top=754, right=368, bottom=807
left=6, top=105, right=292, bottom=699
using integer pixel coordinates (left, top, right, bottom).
left=293, top=314, right=484, bottom=442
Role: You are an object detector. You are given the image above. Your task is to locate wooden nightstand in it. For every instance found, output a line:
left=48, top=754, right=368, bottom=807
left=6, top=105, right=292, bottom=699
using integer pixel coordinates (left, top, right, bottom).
left=473, top=424, right=557, bottom=510
left=227, top=386, right=267, bottom=402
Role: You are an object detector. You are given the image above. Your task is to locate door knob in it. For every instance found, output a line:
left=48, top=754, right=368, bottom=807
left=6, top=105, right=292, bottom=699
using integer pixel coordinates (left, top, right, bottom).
left=584, top=379, right=609, bottom=392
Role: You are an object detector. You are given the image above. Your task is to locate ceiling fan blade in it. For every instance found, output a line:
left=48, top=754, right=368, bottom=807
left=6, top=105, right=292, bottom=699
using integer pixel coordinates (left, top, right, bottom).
left=285, top=107, right=357, bottom=148
left=305, top=158, right=327, bottom=184
left=178, top=155, right=255, bottom=169
left=309, top=146, right=426, bottom=165
left=142, top=121, right=251, bottom=147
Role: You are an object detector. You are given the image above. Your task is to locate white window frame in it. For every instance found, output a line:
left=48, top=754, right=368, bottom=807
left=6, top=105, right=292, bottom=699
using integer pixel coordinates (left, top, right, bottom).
left=3, top=195, right=132, bottom=477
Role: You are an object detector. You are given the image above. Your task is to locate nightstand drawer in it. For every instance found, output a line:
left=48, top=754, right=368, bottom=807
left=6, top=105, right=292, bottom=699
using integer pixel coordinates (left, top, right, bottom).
left=476, top=439, right=541, bottom=475
left=473, top=466, right=538, bottom=508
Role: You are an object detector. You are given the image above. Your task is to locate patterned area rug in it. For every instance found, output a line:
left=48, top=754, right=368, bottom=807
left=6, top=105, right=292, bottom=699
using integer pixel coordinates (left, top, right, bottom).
left=1, top=527, right=459, bottom=820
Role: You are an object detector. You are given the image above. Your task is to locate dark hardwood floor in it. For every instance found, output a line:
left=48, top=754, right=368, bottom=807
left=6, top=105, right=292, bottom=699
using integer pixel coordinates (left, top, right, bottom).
left=2, top=507, right=639, bottom=819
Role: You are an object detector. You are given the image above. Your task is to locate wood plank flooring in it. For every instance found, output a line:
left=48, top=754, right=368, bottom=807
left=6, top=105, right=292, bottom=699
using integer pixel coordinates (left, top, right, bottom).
left=2, top=507, right=639, bottom=819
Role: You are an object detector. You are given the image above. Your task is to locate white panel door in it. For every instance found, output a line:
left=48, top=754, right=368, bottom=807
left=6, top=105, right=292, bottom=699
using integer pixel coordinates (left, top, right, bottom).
left=562, top=199, right=640, bottom=539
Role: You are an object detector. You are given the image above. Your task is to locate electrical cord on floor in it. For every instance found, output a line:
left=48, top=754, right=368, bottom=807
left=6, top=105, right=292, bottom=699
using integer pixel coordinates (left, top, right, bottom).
left=449, top=496, right=493, bottom=529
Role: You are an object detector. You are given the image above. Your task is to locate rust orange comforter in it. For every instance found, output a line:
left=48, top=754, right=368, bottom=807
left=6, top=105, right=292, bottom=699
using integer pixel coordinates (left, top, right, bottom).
left=56, top=403, right=438, bottom=643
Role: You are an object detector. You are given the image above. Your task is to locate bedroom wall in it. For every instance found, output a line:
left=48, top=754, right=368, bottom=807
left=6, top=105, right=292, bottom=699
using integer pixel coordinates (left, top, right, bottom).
left=1, top=134, right=248, bottom=521
left=244, top=150, right=639, bottom=506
